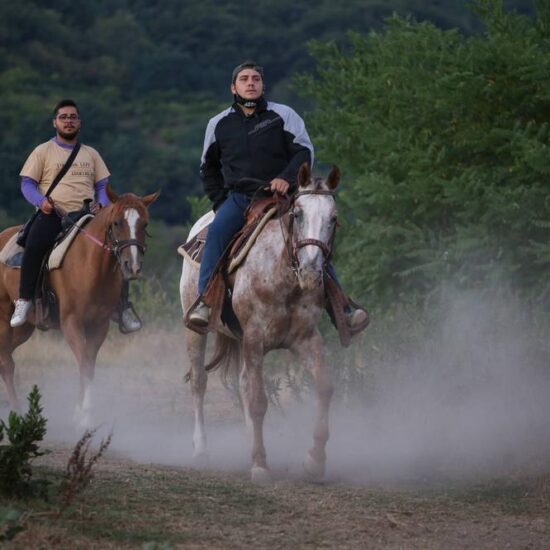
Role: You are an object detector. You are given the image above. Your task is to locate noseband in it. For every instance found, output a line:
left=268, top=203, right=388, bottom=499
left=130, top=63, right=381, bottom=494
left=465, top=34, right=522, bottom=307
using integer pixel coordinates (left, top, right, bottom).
left=284, top=189, right=337, bottom=275
left=107, top=221, right=147, bottom=265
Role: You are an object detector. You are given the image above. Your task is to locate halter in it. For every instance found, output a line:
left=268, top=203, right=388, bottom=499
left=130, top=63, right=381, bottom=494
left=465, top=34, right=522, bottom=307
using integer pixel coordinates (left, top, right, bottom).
left=279, top=189, right=337, bottom=276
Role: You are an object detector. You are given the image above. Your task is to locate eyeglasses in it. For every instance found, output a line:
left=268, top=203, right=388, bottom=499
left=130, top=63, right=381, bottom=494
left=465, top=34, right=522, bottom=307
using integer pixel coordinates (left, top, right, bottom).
left=56, top=114, right=80, bottom=121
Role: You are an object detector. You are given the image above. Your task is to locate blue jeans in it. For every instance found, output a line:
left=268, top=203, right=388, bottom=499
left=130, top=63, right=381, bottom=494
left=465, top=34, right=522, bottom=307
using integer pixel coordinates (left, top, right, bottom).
left=199, top=192, right=251, bottom=294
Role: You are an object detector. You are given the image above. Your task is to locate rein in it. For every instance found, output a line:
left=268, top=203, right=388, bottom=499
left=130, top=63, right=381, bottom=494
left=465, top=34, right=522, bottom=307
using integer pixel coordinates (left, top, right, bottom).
left=107, top=225, right=146, bottom=260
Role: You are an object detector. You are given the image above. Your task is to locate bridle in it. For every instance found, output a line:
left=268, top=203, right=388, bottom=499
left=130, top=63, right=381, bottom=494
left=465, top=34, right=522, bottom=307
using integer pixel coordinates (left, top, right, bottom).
left=106, top=223, right=147, bottom=265
left=279, top=189, right=337, bottom=276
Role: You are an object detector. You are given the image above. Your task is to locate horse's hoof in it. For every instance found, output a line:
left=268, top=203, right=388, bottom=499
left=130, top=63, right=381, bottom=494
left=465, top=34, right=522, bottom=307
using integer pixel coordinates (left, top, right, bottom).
left=192, top=449, right=210, bottom=468
left=303, top=455, right=325, bottom=481
left=251, top=466, right=272, bottom=485
left=73, top=408, right=94, bottom=430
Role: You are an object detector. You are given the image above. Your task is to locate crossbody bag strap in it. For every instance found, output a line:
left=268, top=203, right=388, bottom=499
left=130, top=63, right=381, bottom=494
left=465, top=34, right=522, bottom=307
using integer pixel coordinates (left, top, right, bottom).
left=44, top=142, right=81, bottom=198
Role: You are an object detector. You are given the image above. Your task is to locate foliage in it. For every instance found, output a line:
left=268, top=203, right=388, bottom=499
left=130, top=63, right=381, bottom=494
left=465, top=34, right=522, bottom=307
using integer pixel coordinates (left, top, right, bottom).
left=0, top=0, right=529, bottom=228
left=299, top=0, right=550, bottom=307
left=0, top=386, right=48, bottom=497
left=0, top=506, right=25, bottom=542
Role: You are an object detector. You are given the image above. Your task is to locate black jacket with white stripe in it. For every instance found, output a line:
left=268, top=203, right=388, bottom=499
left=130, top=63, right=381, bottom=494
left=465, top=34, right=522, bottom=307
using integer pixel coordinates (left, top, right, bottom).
left=199, top=97, right=314, bottom=210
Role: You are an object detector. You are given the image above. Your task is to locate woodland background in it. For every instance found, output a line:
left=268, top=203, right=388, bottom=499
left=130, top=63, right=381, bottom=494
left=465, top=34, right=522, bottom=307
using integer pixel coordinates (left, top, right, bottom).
left=1, top=0, right=548, bottom=320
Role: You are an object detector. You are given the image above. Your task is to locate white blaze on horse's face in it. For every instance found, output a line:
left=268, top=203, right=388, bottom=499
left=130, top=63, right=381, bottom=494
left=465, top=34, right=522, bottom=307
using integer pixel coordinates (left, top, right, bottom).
left=294, top=193, right=336, bottom=291
left=122, top=208, right=143, bottom=278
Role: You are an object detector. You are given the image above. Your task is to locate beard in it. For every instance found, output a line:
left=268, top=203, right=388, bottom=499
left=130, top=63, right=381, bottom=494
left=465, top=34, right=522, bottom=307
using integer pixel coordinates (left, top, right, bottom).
left=57, top=127, right=80, bottom=141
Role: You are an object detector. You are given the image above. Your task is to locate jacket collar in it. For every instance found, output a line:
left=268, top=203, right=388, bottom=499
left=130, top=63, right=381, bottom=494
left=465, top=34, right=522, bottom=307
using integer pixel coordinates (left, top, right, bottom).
left=232, top=96, right=268, bottom=116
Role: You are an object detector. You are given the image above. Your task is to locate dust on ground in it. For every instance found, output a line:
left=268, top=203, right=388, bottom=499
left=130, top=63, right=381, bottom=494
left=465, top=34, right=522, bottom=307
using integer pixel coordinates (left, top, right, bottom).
left=1, top=321, right=550, bottom=548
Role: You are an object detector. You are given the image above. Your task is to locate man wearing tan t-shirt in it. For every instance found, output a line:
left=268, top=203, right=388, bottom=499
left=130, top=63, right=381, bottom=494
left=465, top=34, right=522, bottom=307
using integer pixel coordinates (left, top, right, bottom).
left=10, top=99, right=141, bottom=332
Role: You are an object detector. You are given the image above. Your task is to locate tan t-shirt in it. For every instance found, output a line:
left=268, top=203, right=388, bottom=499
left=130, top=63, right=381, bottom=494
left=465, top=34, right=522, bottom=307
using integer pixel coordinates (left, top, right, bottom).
left=20, top=140, right=110, bottom=212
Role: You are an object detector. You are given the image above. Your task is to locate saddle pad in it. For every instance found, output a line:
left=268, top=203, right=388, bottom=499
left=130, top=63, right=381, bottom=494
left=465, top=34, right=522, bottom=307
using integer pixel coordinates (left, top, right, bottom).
left=178, top=228, right=207, bottom=267
left=48, top=214, right=94, bottom=270
left=177, top=207, right=277, bottom=273
left=0, top=232, right=24, bottom=268
left=177, top=210, right=215, bottom=267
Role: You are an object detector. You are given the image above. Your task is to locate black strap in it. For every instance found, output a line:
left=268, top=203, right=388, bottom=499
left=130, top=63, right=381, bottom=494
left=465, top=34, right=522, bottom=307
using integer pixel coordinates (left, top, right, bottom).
left=44, top=142, right=81, bottom=198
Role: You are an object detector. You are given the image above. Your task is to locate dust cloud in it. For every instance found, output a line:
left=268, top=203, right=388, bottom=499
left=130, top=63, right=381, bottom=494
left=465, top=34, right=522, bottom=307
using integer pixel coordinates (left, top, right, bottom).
left=2, top=287, right=550, bottom=485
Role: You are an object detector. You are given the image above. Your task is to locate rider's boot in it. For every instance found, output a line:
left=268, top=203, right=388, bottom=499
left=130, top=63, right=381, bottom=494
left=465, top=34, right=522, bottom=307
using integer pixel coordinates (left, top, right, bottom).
left=117, top=280, right=142, bottom=333
left=344, top=304, right=368, bottom=330
left=120, top=304, right=142, bottom=333
left=188, top=301, right=211, bottom=327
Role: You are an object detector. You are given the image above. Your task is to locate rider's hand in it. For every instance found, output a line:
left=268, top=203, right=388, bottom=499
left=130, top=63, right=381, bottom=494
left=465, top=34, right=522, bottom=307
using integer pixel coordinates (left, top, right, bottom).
left=40, top=198, right=53, bottom=215
left=90, top=201, right=102, bottom=214
left=270, top=178, right=290, bottom=195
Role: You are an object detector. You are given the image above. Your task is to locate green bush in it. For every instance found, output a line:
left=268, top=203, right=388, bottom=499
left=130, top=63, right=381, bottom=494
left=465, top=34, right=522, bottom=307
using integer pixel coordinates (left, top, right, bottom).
left=0, top=386, right=48, bottom=497
left=299, top=0, right=550, bottom=307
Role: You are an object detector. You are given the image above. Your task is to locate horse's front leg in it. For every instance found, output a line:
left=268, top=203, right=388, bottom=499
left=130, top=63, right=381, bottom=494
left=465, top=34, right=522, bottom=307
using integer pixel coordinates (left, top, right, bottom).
left=240, top=337, right=270, bottom=483
left=297, top=331, right=333, bottom=480
left=185, top=327, right=208, bottom=462
left=62, top=314, right=108, bottom=429
left=0, top=319, right=34, bottom=413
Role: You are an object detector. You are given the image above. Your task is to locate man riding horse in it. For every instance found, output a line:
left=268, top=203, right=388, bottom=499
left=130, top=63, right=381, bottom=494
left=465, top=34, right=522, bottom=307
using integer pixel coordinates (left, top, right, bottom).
left=188, top=61, right=367, bottom=331
left=10, top=99, right=141, bottom=332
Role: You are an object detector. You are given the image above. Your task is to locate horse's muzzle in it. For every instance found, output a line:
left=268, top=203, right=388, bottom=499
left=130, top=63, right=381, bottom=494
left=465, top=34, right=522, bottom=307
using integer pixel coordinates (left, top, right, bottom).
left=121, top=257, right=142, bottom=280
left=297, top=268, right=323, bottom=291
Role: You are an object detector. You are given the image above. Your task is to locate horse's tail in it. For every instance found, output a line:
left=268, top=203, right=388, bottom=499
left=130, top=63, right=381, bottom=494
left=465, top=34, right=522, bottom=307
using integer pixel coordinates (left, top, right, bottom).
left=205, top=334, right=241, bottom=385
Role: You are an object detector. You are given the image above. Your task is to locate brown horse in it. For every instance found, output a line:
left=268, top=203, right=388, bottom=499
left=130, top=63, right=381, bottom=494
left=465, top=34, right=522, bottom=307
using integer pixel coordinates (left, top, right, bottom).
left=180, top=163, right=339, bottom=483
left=0, top=187, right=159, bottom=426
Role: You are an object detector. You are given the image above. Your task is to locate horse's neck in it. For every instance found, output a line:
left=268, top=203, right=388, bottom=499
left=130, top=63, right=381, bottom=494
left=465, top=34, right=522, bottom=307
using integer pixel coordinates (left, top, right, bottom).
left=255, top=220, right=300, bottom=290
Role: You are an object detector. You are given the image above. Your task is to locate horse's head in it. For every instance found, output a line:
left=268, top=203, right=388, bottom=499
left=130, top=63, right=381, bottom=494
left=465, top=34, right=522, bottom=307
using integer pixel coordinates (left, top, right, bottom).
left=105, top=186, right=160, bottom=280
left=291, top=163, right=339, bottom=291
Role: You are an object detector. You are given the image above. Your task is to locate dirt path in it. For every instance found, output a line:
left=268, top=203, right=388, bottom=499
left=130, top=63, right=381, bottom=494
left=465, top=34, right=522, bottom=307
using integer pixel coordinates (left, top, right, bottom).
left=2, top=445, right=549, bottom=549
left=3, top=330, right=550, bottom=548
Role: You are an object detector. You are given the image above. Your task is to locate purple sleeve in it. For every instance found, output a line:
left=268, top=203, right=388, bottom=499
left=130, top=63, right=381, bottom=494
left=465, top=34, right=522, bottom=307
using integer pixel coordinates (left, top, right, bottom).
left=21, top=177, right=44, bottom=208
left=95, top=177, right=110, bottom=206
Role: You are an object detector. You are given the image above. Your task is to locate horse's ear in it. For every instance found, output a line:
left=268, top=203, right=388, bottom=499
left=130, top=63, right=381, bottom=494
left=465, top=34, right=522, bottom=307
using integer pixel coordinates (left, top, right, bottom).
left=142, top=190, right=161, bottom=207
left=106, top=184, right=119, bottom=203
left=297, top=162, right=311, bottom=188
left=326, top=166, right=340, bottom=190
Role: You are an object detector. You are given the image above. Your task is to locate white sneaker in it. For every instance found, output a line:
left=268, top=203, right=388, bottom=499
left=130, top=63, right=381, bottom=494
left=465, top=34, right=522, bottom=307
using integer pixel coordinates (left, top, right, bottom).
left=10, top=299, right=32, bottom=327
left=121, top=307, right=142, bottom=333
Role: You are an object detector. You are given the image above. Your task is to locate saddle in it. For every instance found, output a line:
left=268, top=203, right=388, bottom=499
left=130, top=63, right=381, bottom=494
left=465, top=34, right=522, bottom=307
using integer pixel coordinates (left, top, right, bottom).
left=36, top=214, right=95, bottom=330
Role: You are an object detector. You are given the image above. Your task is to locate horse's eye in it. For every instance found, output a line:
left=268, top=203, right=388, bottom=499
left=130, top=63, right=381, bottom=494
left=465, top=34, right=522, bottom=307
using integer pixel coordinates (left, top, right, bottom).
left=113, top=221, right=119, bottom=227
left=294, top=209, right=302, bottom=220
left=331, top=216, right=337, bottom=224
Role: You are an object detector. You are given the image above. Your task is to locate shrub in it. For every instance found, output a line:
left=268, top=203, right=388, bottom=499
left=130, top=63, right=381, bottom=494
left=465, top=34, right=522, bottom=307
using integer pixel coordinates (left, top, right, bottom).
left=0, top=386, right=48, bottom=497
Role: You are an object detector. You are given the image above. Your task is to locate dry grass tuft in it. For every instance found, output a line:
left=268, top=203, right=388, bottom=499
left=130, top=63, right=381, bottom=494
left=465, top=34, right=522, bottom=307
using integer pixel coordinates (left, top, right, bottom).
left=58, top=429, right=112, bottom=514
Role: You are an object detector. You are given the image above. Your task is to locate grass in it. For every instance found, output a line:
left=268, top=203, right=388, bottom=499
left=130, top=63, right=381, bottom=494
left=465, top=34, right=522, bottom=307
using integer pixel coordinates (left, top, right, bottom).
left=1, top=449, right=549, bottom=549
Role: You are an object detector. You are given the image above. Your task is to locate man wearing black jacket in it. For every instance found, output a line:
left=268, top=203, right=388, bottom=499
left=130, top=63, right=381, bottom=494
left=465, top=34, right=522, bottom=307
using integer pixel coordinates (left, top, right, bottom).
left=190, top=61, right=366, bottom=332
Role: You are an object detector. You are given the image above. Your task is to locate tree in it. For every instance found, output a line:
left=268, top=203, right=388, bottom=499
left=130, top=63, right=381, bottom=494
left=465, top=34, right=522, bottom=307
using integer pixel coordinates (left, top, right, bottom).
left=300, top=0, right=550, bottom=306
